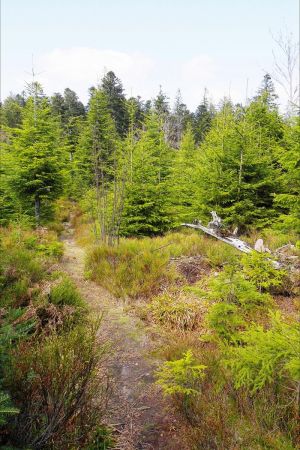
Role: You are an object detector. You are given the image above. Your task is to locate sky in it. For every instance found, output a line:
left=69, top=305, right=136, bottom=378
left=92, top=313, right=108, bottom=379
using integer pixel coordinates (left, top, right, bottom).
left=1, top=0, right=299, bottom=110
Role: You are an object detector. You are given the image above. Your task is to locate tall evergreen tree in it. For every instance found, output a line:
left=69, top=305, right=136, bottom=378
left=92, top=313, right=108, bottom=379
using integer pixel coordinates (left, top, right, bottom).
left=255, top=73, right=278, bottom=109
left=101, top=71, right=129, bottom=136
left=121, top=113, right=172, bottom=236
left=169, top=123, right=199, bottom=224
left=1, top=93, right=25, bottom=128
left=75, top=88, right=125, bottom=243
left=10, top=94, right=64, bottom=223
left=196, top=97, right=284, bottom=229
left=274, top=117, right=300, bottom=232
left=50, top=92, right=67, bottom=120
left=193, top=89, right=215, bottom=144
left=63, top=88, right=85, bottom=118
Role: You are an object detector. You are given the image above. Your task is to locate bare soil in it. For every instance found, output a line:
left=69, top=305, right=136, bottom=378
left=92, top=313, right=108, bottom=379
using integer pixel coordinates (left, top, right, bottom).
left=60, top=228, right=187, bottom=450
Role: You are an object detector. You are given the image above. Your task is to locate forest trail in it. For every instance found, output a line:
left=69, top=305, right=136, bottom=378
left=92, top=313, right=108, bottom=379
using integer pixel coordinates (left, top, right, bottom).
left=60, top=226, right=185, bottom=450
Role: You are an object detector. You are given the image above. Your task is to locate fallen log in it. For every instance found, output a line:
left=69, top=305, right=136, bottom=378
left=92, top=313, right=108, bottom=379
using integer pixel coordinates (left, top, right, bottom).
left=181, top=212, right=282, bottom=268
left=181, top=222, right=253, bottom=254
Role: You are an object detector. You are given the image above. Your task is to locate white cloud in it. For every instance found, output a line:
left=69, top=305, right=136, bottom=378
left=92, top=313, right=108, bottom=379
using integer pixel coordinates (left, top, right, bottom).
left=180, top=54, right=256, bottom=108
left=181, top=55, right=217, bottom=84
left=4, top=48, right=289, bottom=111
left=36, top=47, right=155, bottom=101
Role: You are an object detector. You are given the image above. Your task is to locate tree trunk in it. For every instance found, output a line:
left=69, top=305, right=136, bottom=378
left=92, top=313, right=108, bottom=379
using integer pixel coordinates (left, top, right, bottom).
left=35, top=195, right=41, bottom=225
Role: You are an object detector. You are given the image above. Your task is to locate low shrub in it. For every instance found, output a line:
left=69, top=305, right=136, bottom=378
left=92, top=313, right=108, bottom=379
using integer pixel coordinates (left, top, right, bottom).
left=156, top=350, right=206, bottom=398
left=49, top=277, right=85, bottom=308
left=241, top=251, right=286, bottom=292
left=206, top=302, right=245, bottom=342
left=223, top=312, right=300, bottom=398
left=206, top=268, right=273, bottom=310
left=4, top=321, right=109, bottom=448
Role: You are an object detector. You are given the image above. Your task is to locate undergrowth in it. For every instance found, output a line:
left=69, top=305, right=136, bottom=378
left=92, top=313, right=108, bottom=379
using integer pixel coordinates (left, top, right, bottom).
left=0, top=226, right=111, bottom=449
left=86, top=231, right=238, bottom=299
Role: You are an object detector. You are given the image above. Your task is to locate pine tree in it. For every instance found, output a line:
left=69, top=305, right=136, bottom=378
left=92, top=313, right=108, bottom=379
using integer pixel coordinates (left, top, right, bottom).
left=169, top=123, right=199, bottom=224
left=255, top=73, right=278, bottom=109
left=274, top=117, right=300, bottom=232
left=75, top=88, right=124, bottom=243
left=50, top=92, right=67, bottom=120
left=1, top=93, right=25, bottom=128
left=63, top=88, right=85, bottom=118
left=196, top=97, right=284, bottom=229
left=121, top=112, right=172, bottom=236
left=10, top=94, right=64, bottom=223
left=101, top=71, right=129, bottom=136
left=193, top=89, right=215, bottom=144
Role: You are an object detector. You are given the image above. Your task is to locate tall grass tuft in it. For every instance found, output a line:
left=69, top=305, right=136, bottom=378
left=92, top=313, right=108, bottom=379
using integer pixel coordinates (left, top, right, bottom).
left=86, top=231, right=240, bottom=299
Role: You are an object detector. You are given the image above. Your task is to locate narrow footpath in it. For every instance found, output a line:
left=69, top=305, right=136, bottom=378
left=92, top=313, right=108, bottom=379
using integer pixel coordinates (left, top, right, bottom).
left=61, top=228, right=186, bottom=450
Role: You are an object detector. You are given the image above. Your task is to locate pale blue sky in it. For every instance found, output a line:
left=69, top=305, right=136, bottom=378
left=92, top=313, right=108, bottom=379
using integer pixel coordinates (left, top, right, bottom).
left=1, top=0, right=299, bottom=109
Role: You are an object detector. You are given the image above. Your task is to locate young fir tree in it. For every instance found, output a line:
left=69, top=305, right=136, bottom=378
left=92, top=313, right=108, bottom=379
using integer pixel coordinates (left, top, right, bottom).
left=274, top=117, right=300, bottom=232
left=76, top=88, right=124, bottom=243
left=10, top=92, right=64, bottom=224
left=121, top=112, right=172, bottom=236
left=168, top=123, right=199, bottom=224
left=196, top=92, right=284, bottom=229
left=0, top=138, right=19, bottom=225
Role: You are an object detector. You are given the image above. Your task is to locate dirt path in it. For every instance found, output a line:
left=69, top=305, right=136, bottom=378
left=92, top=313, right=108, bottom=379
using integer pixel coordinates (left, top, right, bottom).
left=61, top=231, right=185, bottom=450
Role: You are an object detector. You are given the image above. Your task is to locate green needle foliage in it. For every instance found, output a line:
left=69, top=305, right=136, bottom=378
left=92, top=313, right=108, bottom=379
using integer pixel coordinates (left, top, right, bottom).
left=156, top=350, right=206, bottom=397
left=0, top=391, right=19, bottom=426
left=121, top=112, right=172, bottom=235
left=223, top=312, right=300, bottom=396
left=10, top=95, right=64, bottom=223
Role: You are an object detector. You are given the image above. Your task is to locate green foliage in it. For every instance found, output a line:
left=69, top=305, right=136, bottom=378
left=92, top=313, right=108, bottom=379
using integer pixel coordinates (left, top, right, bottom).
left=0, top=249, right=43, bottom=307
left=223, top=312, right=300, bottom=394
left=196, top=97, right=284, bottom=229
left=206, top=302, right=244, bottom=342
left=6, top=321, right=108, bottom=447
left=1, top=93, right=25, bottom=128
left=192, top=90, right=215, bottom=144
left=0, top=227, right=109, bottom=448
left=87, top=426, right=115, bottom=450
left=241, top=251, right=286, bottom=291
left=156, top=350, right=206, bottom=397
left=0, top=391, right=19, bottom=426
left=274, top=117, right=300, bottom=233
left=204, top=240, right=238, bottom=268
left=75, top=87, right=118, bottom=193
left=87, top=237, right=179, bottom=298
left=0, top=308, right=35, bottom=372
left=121, top=112, right=172, bottom=236
left=101, top=70, right=129, bottom=136
left=10, top=97, right=64, bottom=223
left=49, top=277, right=85, bottom=307
left=168, top=123, right=199, bottom=224
left=1, top=72, right=299, bottom=450
left=206, top=267, right=273, bottom=309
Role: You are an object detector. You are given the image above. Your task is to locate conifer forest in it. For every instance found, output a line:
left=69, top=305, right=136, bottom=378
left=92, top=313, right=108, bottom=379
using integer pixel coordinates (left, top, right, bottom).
left=0, top=1, right=299, bottom=449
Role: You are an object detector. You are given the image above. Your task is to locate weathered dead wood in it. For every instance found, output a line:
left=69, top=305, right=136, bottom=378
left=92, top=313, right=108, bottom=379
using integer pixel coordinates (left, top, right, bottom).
left=182, top=222, right=253, bottom=254
left=181, top=212, right=283, bottom=268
